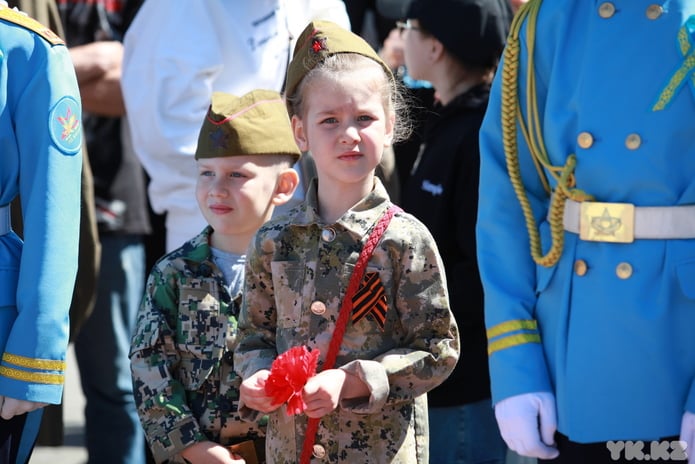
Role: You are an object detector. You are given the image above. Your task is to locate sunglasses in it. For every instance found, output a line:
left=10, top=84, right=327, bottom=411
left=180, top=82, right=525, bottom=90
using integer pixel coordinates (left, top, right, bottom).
left=396, top=20, right=422, bottom=34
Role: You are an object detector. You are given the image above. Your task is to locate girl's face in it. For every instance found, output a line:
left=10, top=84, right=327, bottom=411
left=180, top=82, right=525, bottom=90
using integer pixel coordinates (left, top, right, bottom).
left=291, top=69, right=395, bottom=191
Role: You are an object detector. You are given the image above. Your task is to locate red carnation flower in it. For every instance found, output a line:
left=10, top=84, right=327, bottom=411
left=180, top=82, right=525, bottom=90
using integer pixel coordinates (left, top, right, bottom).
left=265, top=345, right=320, bottom=415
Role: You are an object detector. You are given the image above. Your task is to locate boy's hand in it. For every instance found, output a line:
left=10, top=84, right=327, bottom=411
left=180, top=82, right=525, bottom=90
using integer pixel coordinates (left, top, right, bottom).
left=302, top=369, right=349, bottom=418
left=180, top=441, right=245, bottom=463
left=239, top=369, right=280, bottom=413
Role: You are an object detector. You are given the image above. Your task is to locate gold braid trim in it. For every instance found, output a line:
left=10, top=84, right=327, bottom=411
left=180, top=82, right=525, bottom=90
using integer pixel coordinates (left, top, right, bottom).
left=0, top=353, right=65, bottom=385
left=652, top=53, right=695, bottom=111
left=501, top=0, right=593, bottom=267
left=487, top=320, right=540, bottom=355
left=653, top=23, right=695, bottom=111
left=488, top=333, right=542, bottom=356
left=2, top=353, right=66, bottom=371
left=679, top=24, right=690, bottom=56
left=487, top=319, right=538, bottom=339
left=0, top=366, right=64, bottom=385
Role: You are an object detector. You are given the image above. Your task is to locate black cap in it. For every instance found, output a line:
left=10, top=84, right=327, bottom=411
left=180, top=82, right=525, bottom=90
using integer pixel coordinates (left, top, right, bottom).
left=381, top=0, right=512, bottom=68
left=376, top=0, right=410, bottom=19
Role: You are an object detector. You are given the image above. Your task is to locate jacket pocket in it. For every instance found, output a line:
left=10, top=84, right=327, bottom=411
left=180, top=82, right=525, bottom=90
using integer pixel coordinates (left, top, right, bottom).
left=177, top=281, right=226, bottom=389
left=271, top=261, right=305, bottom=329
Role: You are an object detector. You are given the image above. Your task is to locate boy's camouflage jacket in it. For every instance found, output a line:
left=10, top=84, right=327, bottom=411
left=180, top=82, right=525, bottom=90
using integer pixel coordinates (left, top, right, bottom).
left=130, top=227, right=264, bottom=463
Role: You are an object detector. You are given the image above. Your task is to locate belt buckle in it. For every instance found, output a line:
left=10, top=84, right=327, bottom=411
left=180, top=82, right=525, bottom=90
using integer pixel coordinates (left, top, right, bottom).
left=579, top=201, right=635, bottom=243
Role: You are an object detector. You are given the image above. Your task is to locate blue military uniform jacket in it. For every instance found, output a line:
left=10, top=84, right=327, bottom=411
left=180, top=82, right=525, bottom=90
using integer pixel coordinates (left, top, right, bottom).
left=478, top=0, right=695, bottom=442
left=0, top=6, right=82, bottom=404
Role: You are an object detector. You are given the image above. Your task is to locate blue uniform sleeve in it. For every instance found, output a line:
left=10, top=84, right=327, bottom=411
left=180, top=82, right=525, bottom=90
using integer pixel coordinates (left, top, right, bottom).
left=476, top=19, right=553, bottom=404
left=0, top=19, right=83, bottom=404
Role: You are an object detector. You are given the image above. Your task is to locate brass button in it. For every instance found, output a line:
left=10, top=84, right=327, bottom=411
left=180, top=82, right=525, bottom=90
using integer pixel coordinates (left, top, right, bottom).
left=312, top=444, right=326, bottom=459
left=616, top=262, right=633, bottom=279
left=646, top=4, right=663, bottom=19
left=574, top=259, right=588, bottom=276
left=598, top=2, right=616, bottom=18
left=577, top=131, right=594, bottom=149
left=625, top=133, right=642, bottom=150
left=321, top=227, right=336, bottom=242
left=310, top=301, right=327, bottom=315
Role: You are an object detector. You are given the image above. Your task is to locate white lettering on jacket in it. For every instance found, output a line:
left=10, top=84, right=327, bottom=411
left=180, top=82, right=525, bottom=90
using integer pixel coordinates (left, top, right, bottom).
left=421, top=180, right=443, bottom=196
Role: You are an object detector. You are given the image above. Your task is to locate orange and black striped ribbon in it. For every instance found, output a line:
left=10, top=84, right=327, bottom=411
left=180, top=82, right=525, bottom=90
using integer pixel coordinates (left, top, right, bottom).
left=351, top=272, right=387, bottom=330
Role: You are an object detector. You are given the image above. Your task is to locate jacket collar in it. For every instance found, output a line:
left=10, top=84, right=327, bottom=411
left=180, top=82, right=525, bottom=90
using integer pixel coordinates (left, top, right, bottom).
left=289, top=176, right=393, bottom=240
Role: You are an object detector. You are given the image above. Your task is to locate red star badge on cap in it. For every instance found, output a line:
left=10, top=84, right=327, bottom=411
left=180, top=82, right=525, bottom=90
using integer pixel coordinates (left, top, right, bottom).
left=310, top=37, right=327, bottom=54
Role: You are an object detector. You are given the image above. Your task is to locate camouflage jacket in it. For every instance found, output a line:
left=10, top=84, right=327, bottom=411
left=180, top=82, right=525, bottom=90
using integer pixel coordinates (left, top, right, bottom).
left=235, top=178, right=460, bottom=463
left=130, top=227, right=264, bottom=463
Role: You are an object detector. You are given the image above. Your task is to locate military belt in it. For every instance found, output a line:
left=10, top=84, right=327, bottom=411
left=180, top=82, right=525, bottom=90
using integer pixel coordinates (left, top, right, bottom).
left=0, top=205, right=10, bottom=236
left=561, top=198, right=695, bottom=243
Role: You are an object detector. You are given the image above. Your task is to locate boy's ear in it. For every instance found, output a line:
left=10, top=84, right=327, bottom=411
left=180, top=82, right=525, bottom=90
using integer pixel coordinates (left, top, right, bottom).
left=291, top=115, right=309, bottom=152
left=272, top=167, right=300, bottom=206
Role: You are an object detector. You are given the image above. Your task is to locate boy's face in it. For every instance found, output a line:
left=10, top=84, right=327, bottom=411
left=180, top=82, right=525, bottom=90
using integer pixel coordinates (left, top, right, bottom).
left=195, top=155, right=289, bottom=251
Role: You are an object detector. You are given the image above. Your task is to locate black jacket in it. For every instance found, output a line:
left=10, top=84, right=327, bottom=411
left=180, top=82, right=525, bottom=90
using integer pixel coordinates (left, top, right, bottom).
left=401, top=84, right=491, bottom=407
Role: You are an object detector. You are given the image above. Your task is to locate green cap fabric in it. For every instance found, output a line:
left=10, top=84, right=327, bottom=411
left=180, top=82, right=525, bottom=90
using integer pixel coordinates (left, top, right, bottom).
left=285, top=20, right=394, bottom=100
left=195, top=89, right=301, bottom=161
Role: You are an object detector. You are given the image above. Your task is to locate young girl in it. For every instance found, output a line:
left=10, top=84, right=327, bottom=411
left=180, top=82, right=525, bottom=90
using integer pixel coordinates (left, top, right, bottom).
left=235, top=20, right=460, bottom=464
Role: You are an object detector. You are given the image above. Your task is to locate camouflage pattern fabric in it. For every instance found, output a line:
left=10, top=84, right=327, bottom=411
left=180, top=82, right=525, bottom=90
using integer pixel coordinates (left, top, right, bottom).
left=130, top=227, right=265, bottom=463
left=235, top=178, right=460, bottom=463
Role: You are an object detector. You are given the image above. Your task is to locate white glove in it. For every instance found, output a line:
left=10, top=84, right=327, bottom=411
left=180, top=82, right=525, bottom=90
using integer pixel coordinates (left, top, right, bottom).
left=680, top=411, right=695, bottom=464
left=495, top=392, right=560, bottom=459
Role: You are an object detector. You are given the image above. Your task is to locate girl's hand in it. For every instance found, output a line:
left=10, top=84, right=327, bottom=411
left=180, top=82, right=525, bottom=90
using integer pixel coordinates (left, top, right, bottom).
left=239, top=369, right=280, bottom=413
left=303, top=369, right=370, bottom=418
left=302, top=369, right=348, bottom=418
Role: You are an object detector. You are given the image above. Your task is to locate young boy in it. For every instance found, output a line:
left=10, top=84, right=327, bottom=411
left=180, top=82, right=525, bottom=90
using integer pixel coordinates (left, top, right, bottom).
left=129, top=89, right=301, bottom=464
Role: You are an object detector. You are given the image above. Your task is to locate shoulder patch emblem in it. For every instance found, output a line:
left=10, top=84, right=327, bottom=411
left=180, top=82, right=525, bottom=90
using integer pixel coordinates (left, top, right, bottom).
left=50, top=96, right=82, bottom=155
left=0, top=6, right=64, bottom=45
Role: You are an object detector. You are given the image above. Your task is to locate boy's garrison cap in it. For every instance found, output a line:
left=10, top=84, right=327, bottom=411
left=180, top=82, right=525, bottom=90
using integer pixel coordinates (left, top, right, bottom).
left=195, top=89, right=301, bottom=162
